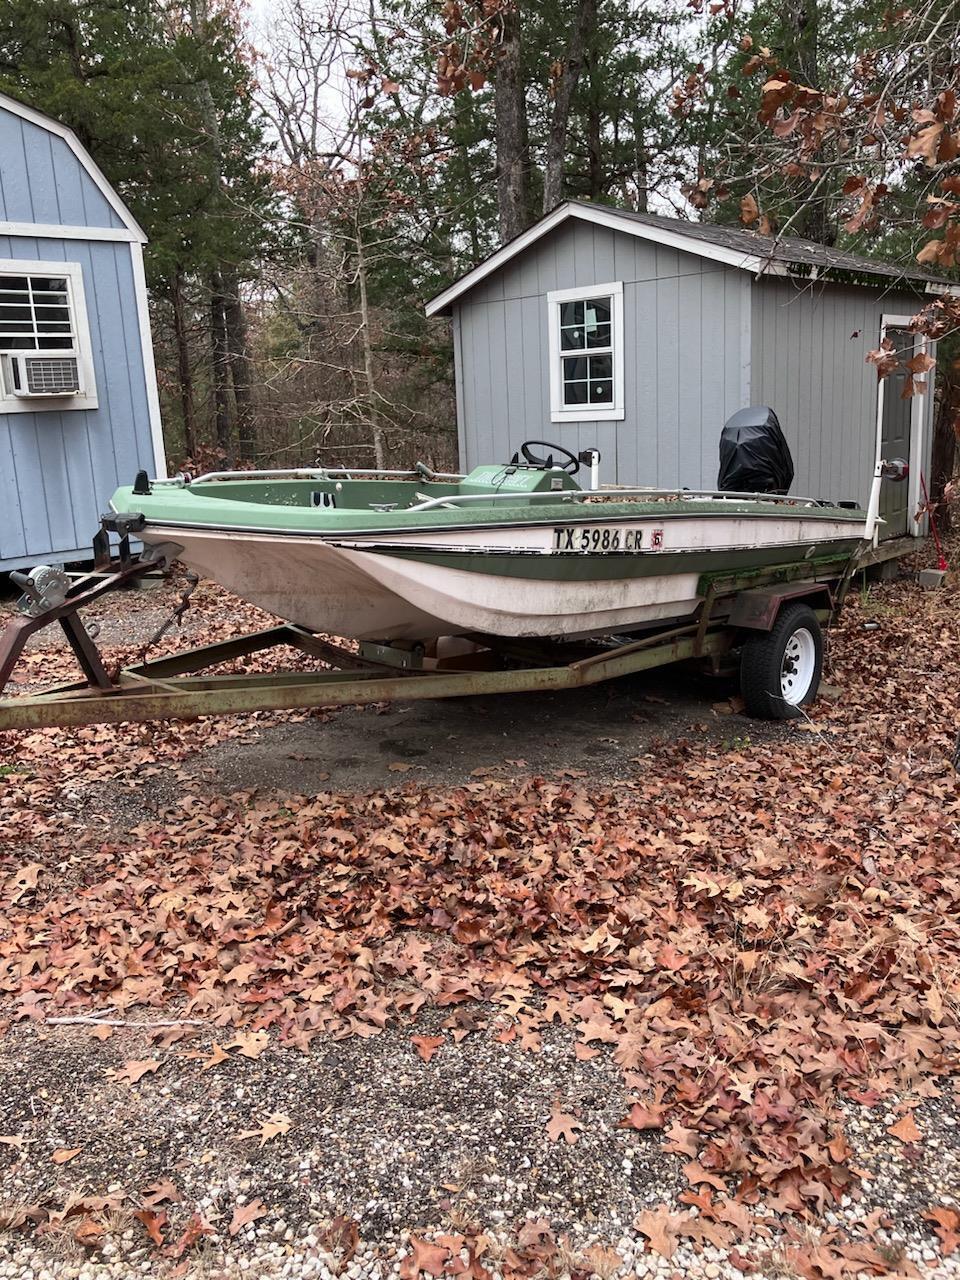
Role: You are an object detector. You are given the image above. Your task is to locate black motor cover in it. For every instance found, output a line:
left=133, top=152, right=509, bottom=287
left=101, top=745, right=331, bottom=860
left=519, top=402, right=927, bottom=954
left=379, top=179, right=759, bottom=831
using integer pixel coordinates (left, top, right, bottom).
left=717, top=406, right=795, bottom=495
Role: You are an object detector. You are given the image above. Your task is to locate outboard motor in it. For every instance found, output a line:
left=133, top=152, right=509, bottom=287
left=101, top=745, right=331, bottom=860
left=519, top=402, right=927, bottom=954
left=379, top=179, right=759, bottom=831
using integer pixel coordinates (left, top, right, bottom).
left=718, top=407, right=795, bottom=495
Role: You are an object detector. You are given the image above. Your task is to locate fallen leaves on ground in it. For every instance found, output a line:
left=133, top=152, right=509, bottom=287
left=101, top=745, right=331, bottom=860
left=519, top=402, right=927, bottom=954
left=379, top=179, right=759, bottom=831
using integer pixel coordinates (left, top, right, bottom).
left=1, top=574, right=960, bottom=1261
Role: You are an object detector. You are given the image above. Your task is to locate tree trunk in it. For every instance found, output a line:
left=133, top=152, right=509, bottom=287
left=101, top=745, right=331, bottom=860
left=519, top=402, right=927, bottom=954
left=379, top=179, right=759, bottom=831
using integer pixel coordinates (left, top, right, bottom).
left=171, top=268, right=197, bottom=458
left=931, top=364, right=959, bottom=535
left=209, top=270, right=233, bottom=465
left=223, top=266, right=255, bottom=461
left=633, top=110, right=649, bottom=213
left=356, top=229, right=385, bottom=470
left=494, top=4, right=530, bottom=242
left=542, top=0, right=597, bottom=214
left=783, top=0, right=830, bottom=242
left=587, top=96, right=602, bottom=201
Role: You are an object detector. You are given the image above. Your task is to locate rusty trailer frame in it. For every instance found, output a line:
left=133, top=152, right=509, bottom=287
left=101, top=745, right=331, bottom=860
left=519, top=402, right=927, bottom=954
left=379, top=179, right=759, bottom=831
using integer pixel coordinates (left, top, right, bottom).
left=0, top=550, right=849, bottom=732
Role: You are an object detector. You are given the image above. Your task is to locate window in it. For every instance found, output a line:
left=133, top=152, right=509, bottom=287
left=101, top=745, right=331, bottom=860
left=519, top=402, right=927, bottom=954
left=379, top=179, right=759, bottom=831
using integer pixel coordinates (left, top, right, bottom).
left=547, top=281, right=624, bottom=422
left=0, top=260, right=97, bottom=411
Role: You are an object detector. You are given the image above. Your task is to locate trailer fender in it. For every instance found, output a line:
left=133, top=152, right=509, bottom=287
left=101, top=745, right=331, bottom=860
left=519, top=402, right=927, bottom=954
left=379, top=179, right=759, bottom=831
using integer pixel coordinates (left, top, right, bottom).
left=727, top=581, right=833, bottom=632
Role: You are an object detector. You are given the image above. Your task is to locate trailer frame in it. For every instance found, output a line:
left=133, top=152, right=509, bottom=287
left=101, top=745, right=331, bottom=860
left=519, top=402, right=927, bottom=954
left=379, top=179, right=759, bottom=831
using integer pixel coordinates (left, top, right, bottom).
left=0, top=533, right=857, bottom=733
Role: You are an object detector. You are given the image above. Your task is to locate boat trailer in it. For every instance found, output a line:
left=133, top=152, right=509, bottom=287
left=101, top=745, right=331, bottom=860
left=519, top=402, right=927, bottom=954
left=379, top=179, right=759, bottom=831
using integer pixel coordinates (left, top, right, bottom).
left=0, top=521, right=851, bottom=732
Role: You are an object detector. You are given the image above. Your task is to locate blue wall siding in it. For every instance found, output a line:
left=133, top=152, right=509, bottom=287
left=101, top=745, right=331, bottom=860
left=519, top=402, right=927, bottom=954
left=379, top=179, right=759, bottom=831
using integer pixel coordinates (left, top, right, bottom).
left=0, top=236, right=155, bottom=569
left=453, top=221, right=752, bottom=487
left=0, top=111, right=126, bottom=229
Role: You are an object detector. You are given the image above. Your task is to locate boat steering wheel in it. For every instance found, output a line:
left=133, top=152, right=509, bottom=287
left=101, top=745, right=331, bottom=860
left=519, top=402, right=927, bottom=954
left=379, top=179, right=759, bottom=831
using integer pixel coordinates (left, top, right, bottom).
left=518, top=440, right=581, bottom=475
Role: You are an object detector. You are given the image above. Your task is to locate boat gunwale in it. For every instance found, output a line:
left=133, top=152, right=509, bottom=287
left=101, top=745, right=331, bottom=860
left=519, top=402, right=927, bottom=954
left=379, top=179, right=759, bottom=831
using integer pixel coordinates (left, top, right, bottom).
left=120, top=502, right=869, bottom=541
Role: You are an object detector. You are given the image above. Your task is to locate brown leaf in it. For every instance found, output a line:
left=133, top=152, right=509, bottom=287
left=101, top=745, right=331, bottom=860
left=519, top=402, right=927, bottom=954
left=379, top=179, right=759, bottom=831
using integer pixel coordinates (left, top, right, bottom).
left=635, top=1207, right=683, bottom=1259
left=740, top=193, right=760, bottom=225
left=116, top=1059, right=160, bottom=1084
left=227, top=1030, right=270, bottom=1060
left=201, top=1043, right=231, bottom=1071
left=620, top=1102, right=666, bottom=1131
left=228, top=1198, right=269, bottom=1236
left=545, top=1109, right=582, bottom=1145
left=237, top=1113, right=292, bottom=1147
left=402, top=1236, right=450, bottom=1278
left=133, top=1208, right=167, bottom=1246
left=411, top=1035, right=444, bottom=1063
left=51, top=1148, right=82, bottom=1165
left=887, top=1112, right=922, bottom=1143
left=73, top=1217, right=104, bottom=1247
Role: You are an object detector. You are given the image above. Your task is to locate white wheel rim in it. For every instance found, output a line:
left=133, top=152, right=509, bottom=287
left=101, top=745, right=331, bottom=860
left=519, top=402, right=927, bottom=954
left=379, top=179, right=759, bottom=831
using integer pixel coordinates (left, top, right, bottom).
left=780, top=627, right=816, bottom=705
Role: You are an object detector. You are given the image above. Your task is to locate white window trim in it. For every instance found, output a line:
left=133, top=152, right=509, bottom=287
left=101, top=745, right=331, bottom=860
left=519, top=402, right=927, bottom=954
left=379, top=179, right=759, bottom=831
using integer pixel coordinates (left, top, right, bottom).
left=0, top=259, right=98, bottom=413
left=547, top=280, right=625, bottom=423
left=874, top=313, right=930, bottom=541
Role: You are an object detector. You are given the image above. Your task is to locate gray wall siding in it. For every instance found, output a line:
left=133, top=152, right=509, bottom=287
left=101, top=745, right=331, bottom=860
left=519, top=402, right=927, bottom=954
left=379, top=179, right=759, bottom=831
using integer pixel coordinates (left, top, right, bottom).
left=454, top=221, right=752, bottom=486
left=0, top=235, right=155, bottom=569
left=0, top=111, right=125, bottom=229
left=751, top=278, right=935, bottom=509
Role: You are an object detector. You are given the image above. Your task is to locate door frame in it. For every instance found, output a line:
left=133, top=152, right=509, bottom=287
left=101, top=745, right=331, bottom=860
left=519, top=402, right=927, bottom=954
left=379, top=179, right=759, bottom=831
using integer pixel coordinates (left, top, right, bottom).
left=876, top=313, right=931, bottom=540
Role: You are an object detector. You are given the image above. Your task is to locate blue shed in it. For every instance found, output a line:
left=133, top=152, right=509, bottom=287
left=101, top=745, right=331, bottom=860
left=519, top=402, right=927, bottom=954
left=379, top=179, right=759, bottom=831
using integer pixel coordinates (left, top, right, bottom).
left=0, top=92, right=164, bottom=572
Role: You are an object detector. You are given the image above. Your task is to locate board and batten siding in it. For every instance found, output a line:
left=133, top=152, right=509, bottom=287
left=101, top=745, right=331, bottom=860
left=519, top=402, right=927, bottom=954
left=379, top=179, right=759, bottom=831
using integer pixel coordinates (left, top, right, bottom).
left=0, top=235, right=156, bottom=568
left=0, top=99, right=160, bottom=571
left=750, top=277, right=935, bottom=510
left=453, top=220, right=752, bottom=487
left=0, top=110, right=126, bottom=230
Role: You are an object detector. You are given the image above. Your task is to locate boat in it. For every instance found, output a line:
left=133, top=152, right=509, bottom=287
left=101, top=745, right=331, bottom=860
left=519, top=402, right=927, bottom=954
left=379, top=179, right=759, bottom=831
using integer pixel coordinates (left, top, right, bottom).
left=107, top=414, right=876, bottom=644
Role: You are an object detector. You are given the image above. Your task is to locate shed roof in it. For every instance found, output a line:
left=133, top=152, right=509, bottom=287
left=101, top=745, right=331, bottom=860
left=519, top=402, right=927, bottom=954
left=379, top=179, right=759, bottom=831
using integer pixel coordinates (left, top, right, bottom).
left=0, top=90, right=146, bottom=243
left=425, top=199, right=956, bottom=317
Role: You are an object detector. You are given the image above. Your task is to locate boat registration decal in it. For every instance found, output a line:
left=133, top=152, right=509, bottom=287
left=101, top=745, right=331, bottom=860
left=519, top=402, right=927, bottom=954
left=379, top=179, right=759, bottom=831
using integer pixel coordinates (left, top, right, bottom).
left=552, top=526, right=664, bottom=552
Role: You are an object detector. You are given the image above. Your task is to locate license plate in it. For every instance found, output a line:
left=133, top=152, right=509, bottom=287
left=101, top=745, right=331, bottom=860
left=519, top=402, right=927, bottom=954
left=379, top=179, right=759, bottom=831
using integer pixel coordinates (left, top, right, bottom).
left=552, top=525, right=662, bottom=552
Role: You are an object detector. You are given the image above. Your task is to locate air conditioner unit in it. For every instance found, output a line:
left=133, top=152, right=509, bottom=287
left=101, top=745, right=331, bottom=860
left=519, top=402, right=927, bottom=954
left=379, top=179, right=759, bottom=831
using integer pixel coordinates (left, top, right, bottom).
left=7, top=351, right=81, bottom=397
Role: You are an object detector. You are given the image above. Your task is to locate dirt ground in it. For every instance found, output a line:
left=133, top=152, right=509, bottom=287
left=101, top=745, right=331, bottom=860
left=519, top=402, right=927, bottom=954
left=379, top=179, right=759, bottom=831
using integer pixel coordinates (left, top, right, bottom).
left=1, top=567, right=959, bottom=1280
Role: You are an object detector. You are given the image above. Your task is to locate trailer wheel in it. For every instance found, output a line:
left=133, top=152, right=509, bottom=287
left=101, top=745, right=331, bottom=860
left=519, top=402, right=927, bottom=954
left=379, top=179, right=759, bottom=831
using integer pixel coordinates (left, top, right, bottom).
left=739, top=603, right=823, bottom=720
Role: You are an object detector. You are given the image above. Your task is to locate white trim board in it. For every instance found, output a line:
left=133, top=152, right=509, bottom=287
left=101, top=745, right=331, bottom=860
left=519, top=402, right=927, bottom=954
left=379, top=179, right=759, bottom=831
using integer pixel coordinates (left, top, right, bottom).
left=130, top=240, right=167, bottom=478
left=874, top=313, right=929, bottom=540
left=0, top=92, right=146, bottom=243
left=547, top=281, right=625, bottom=423
left=424, top=201, right=960, bottom=317
left=0, top=222, right=140, bottom=243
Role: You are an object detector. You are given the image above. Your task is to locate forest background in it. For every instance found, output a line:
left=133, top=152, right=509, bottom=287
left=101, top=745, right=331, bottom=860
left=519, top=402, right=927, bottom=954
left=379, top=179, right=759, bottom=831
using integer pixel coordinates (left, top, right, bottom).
left=0, top=0, right=957, bottom=505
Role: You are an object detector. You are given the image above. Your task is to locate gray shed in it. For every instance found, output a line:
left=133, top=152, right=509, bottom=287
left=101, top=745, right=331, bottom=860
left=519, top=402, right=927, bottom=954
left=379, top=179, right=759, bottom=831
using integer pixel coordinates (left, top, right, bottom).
left=0, top=92, right=164, bottom=572
left=427, top=201, right=957, bottom=543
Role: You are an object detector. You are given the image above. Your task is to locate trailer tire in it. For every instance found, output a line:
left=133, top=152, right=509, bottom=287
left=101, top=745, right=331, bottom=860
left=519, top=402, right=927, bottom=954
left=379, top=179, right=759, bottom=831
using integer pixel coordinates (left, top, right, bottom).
left=739, top=603, right=823, bottom=720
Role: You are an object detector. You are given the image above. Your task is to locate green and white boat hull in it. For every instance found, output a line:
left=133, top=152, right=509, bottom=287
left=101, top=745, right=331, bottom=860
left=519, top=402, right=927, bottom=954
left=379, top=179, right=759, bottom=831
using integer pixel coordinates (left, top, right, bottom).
left=111, top=466, right=866, bottom=641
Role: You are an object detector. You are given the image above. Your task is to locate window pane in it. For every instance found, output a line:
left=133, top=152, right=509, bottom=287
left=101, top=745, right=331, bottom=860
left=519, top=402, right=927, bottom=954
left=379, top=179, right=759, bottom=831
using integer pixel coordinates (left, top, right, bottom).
left=0, top=306, right=33, bottom=321
left=559, top=300, right=584, bottom=328
left=2, top=336, right=39, bottom=350
left=0, top=278, right=28, bottom=292
left=562, top=356, right=588, bottom=382
left=31, top=277, right=67, bottom=293
left=585, top=322, right=611, bottom=349
left=39, top=336, right=74, bottom=350
left=561, top=324, right=586, bottom=351
left=37, top=321, right=72, bottom=334
left=585, top=298, right=611, bottom=326
left=588, top=354, right=612, bottom=380
left=589, top=379, right=613, bottom=404
left=563, top=380, right=588, bottom=406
